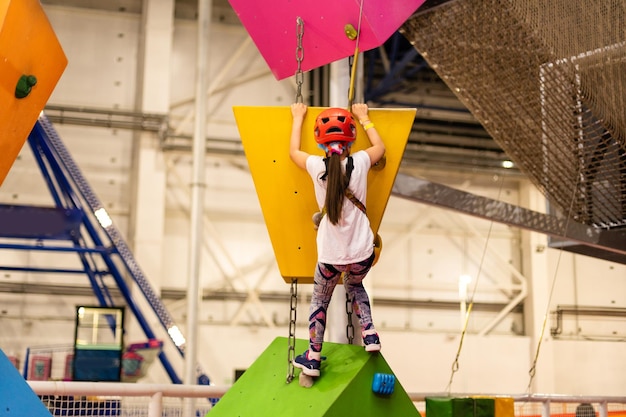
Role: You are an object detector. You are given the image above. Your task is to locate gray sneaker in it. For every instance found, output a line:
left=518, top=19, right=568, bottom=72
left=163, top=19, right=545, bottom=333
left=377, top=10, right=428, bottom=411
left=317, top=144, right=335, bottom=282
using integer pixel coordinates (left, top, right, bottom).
left=363, top=333, right=381, bottom=352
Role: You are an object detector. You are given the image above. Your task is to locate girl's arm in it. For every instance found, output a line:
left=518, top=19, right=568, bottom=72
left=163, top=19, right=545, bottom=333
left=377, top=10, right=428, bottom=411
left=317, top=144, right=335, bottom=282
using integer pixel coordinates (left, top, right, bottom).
left=289, top=102, right=310, bottom=170
left=352, top=103, right=385, bottom=165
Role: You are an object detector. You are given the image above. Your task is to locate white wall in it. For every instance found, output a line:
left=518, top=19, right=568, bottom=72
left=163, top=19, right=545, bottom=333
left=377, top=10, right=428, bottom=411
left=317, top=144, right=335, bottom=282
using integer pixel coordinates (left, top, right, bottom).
left=0, top=4, right=624, bottom=397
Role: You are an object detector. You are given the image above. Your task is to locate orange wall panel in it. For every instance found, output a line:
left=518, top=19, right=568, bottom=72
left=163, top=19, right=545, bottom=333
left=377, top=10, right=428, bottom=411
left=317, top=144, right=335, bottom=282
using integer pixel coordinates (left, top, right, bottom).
left=0, top=0, right=67, bottom=184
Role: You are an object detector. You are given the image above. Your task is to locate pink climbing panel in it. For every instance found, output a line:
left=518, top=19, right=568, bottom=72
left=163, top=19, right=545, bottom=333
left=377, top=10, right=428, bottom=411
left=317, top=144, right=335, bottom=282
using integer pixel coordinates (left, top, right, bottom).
left=228, top=0, right=427, bottom=80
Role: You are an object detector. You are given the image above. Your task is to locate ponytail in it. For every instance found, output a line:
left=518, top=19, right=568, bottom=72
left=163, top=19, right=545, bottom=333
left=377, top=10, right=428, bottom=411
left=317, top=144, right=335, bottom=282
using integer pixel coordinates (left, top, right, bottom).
left=323, top=153, right=349, bottom=225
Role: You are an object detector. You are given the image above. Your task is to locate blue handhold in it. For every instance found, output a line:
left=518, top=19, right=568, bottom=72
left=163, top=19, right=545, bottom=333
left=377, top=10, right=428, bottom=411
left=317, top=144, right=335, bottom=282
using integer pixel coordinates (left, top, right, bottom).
left=372, top=372, right=395, bottom=395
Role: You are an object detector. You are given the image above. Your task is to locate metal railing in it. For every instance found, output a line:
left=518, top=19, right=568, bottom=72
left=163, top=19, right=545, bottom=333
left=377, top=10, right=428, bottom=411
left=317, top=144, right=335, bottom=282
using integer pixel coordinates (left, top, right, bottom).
left=29, top=381, right=626, bottom=417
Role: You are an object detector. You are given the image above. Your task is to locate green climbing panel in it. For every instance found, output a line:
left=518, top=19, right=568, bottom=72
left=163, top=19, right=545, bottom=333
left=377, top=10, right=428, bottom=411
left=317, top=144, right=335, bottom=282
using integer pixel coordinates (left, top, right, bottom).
left=426, top=397, right=496, bottom=417
left=207, top=337, right=421, bottom=417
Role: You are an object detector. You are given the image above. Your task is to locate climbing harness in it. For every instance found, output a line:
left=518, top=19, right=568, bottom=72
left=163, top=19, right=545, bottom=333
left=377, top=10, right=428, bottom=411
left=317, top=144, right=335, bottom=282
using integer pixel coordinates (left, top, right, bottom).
left=314, top=156, right=380, bottom=265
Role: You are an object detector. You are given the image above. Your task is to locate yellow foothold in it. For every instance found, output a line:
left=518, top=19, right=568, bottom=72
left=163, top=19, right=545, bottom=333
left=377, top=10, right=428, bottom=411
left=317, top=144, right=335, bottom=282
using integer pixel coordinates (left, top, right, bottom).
left=372, top=155, right=386, bottom=171
left=344, top=24, right=358, bottom=40
left=372, top=234, right=383, bottom=266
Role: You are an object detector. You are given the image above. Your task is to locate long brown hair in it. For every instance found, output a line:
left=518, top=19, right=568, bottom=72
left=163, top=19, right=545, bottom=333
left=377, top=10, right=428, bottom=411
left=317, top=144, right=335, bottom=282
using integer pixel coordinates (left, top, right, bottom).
left=322, top=153, right=349, bottom=225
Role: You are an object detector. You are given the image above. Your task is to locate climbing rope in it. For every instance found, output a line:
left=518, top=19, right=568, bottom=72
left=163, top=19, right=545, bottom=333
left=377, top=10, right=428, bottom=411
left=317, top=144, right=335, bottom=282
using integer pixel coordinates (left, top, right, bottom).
left=525, top=169, right=581, bottom=393
left=347, top=0, right=365, bottom=108
left=445, top=176, right=505, bottom=394
left=443, top=169, right=579, bottom=394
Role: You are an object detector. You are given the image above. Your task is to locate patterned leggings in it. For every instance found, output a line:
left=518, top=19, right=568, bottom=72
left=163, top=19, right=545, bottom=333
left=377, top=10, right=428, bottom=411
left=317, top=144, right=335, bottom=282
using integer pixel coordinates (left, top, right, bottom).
left=308, top=251, right=376, bottom=353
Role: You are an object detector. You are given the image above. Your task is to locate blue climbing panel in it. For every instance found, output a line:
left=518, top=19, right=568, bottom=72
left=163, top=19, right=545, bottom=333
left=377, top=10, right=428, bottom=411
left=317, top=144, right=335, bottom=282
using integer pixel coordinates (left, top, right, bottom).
left=0, top=349, right=53, bottom=417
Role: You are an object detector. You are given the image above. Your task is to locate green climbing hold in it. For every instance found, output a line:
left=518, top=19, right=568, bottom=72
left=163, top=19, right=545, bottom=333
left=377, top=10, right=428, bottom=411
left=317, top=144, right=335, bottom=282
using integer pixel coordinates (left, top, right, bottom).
left=15, top=74, right=38, bottom=98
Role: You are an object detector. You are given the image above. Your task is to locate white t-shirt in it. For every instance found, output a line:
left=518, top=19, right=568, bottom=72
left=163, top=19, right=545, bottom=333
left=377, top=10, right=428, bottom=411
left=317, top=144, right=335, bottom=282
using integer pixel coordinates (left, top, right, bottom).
left=305, top=150, right=374, bottom=264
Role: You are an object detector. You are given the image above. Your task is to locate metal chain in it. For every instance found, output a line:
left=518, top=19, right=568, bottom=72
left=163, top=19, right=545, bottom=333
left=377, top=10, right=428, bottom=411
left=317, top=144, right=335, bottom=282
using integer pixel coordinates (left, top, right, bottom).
left=286, top=19, right=304, bottom=381
left=286, top=278, right=298, bottom=383
left=287, top=20, right=304, bottom=382
left=294, top=17, right=304, bottom=103
left=345, top=290, right=355, bottom=344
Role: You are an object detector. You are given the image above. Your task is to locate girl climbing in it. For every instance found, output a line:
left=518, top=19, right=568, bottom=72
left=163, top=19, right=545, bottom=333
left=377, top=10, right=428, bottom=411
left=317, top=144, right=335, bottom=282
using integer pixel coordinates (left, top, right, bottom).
left=289, top=102, right=385, bottom=377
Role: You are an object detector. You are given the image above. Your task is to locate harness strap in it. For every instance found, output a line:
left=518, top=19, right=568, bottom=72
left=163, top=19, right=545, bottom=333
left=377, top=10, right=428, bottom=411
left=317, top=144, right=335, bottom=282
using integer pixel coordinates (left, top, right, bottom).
left=318, top=156, right=366, bottom=217
left=344, top=156, right=366, bottom=214
left=345, top=188, right=366, bottom=214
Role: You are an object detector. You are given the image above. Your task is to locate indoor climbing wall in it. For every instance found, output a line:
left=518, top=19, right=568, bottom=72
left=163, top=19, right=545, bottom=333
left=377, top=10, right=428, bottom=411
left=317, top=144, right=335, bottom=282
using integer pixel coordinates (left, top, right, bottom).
left=234, top=106, right=415, bottom=283
left=227, top=0, right=426, bottom=80
left=0, top=0, right=67, bottom=185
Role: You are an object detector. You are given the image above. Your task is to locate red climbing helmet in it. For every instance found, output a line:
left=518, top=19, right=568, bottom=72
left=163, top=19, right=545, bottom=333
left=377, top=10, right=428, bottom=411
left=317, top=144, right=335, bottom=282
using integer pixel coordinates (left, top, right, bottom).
left=314, top=107, right=357, bottom=144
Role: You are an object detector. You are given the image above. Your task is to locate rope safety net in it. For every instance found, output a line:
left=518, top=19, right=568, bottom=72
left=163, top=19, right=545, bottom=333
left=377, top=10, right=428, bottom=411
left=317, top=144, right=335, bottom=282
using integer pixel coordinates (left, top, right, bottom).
left=401, top=0, right=626, bottom=229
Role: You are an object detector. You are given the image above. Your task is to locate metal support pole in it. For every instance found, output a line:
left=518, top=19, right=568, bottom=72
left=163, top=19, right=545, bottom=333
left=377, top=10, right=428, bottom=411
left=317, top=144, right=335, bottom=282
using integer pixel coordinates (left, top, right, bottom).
left=148, top=392, right=163, bottom=417
left=541, top=400, right=550, bottom=417
left=185, top=0, right=212, bottom=415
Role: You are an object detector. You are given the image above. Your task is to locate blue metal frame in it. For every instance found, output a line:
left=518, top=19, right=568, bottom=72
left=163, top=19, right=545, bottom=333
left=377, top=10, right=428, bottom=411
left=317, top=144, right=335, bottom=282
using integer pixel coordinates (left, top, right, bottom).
left=0, top=115, right=211, bottom=385
left=364, top=32, right=427, bottom=103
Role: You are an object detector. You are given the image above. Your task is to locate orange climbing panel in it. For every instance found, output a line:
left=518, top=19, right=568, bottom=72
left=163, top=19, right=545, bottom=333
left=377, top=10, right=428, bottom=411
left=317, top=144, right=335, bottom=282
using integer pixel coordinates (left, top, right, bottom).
left=0, top=0, right=68, bottom=185
left=234, top=106, right=415, bottom=283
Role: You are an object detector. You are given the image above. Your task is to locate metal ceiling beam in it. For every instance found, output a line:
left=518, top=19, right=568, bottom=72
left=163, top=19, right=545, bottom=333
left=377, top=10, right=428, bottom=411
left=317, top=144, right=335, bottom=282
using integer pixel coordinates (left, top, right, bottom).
left=392, top=173, right=626, bottom=264
left=0, top=281, right=522, bottom=314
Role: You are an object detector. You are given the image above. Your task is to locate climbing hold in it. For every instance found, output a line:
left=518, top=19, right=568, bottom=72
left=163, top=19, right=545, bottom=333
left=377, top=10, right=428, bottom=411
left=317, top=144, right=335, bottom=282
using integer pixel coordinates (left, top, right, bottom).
left=15, top=74, right=37, bottom=98
left=299, top=372, right=315, bottom=388
left=372, top=373, right=395, bottom=395
left=372, top=154, right=386, bottom=171
left=312, top=211, right=323, bottom=230
left=372, top=234, right=383, bottom=266
left=344, top=23, right=358, bottom=40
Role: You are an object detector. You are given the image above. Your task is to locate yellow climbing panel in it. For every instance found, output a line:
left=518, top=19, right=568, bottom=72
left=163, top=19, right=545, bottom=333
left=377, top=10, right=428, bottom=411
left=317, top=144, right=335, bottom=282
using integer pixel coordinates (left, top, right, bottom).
left=0, top=0, right=68, bottom=185
left=234, top=106, right=416, bottom=283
